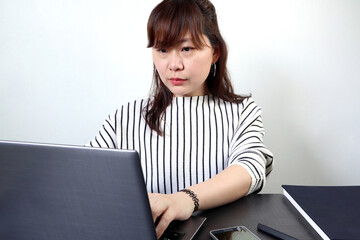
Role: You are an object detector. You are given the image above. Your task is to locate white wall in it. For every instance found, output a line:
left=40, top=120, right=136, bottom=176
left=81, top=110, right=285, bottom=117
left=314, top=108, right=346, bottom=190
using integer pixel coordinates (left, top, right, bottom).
left=1, top=0, right=359, bottom=193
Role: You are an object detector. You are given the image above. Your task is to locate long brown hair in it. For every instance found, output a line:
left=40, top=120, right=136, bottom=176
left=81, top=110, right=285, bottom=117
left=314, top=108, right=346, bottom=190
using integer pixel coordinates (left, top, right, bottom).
left=146, top=0, right=249, bottom=135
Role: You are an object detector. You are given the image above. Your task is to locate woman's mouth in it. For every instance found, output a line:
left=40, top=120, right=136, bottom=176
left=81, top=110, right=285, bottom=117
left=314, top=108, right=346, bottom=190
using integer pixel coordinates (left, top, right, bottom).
left=170, top=78, right=186, bottom=86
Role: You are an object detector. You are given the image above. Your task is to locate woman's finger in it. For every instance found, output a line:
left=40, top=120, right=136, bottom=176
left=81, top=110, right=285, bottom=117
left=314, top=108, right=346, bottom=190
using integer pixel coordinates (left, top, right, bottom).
left=155, top=210, right=175, bottom=239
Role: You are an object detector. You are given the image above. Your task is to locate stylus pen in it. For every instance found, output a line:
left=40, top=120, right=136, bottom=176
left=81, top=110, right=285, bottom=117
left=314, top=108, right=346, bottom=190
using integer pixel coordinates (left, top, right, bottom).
left=257, top=223, right=297, bottom=240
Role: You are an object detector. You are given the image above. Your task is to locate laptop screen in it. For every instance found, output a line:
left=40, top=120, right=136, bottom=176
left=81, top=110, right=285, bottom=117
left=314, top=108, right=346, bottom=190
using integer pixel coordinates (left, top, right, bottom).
left=0, top=141, right=157, bottom=240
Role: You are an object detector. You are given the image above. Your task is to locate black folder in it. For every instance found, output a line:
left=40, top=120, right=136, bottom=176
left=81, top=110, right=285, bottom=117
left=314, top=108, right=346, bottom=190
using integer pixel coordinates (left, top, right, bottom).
left=282, top=185, right=360, bottom=240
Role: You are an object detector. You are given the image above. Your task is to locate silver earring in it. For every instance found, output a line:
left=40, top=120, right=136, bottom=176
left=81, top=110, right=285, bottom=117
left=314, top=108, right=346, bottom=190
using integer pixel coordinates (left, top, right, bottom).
left=213, top=63, right=216, bottom=77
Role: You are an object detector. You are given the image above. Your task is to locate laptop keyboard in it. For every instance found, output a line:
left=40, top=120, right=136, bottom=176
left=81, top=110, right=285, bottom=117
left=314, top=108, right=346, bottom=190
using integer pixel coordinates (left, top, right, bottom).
left=160, top=230, right=185, bottom=240
left=159, top=220, right=185, bottom=240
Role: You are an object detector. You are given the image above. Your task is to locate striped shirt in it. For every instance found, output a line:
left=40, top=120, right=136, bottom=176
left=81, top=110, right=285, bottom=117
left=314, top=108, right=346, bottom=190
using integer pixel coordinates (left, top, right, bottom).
left=88, top=95, right=273, bottom=195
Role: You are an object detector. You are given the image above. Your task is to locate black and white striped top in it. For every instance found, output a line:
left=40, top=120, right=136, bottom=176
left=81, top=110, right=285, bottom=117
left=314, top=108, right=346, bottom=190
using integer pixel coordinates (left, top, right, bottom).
left=88, top=96, right=273, bottom=195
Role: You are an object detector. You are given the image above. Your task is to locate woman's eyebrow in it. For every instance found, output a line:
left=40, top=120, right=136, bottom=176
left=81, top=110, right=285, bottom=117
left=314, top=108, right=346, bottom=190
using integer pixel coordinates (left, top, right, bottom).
left=177, top=37, right=192, bottom=44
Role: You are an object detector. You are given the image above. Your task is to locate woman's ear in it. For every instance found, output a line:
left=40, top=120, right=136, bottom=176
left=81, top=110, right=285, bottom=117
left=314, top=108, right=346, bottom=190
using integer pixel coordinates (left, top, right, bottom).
left=212, top=44, right=220, bottom=64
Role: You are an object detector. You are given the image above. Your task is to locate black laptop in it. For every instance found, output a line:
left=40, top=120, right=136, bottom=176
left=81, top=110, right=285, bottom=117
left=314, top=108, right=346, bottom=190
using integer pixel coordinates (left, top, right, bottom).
left=0, top=141, right=205, bottom=240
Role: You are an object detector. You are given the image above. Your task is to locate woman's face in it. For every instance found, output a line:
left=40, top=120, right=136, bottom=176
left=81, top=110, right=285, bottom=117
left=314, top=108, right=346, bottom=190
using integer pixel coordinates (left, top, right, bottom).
left=152, top=33, right=218, bottom=97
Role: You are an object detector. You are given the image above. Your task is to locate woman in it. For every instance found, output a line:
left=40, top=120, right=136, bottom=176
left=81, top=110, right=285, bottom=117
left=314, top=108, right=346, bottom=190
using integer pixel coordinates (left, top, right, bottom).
left=89, top=0, right=273, bottom=238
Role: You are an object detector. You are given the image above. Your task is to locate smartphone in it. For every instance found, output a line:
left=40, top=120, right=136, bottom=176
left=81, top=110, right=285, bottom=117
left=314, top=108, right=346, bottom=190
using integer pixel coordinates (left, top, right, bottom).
left=210, top=226, right=260, bottom=240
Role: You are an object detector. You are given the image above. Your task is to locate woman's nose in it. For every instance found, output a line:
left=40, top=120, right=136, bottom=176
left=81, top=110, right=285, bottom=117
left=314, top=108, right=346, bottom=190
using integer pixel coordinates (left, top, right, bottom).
left=169, top=52, right=184, bottom=71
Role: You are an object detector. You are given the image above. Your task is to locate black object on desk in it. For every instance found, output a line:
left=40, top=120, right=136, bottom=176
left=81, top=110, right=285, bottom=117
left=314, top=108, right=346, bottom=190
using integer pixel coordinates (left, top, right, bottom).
left=257, top=223, right=297, bottom=240
left=160, top=216, right=207, bottom=240
left=283, top=185, right=360, bottom=240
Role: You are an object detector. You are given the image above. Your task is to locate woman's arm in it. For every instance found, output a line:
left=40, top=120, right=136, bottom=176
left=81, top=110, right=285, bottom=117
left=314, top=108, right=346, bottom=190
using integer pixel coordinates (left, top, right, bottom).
left=186, top=164, right=251, bottom=208
left=149, top=164, right=251, bottom=239
left=87, top=110, right=118, bottom=148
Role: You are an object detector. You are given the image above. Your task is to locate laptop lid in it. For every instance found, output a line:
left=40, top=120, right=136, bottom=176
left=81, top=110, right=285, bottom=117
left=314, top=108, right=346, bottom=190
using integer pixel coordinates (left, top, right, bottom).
left=0, top=141, right=157, bottom=240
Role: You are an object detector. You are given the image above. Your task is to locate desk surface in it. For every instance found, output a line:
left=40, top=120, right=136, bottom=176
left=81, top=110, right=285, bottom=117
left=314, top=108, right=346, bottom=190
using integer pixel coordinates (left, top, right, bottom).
left=194, top=194, right=321, bottom=240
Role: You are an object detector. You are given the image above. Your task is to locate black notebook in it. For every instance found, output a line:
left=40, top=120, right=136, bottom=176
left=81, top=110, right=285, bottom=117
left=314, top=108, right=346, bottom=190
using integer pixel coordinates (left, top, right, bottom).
left=282, top=185, right=360, bottom=240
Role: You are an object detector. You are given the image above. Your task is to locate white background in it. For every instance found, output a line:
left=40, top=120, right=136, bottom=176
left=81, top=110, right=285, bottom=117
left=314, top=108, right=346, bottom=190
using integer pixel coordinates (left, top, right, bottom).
left=1, top=0, right=359, bottom=193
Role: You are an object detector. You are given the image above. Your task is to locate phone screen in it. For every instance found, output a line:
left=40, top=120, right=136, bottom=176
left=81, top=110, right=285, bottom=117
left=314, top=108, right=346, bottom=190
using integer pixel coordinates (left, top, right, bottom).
left=210, top=226, right=259, bottom=240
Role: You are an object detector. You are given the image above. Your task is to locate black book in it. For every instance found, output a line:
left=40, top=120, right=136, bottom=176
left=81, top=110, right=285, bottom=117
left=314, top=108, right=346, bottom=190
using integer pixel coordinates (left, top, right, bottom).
left=282, top=185, right=360, bottom=240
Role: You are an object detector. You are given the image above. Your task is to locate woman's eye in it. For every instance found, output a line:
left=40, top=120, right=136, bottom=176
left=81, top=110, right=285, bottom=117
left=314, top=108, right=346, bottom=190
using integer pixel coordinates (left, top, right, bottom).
left=182, top=47, right=194, bottom=52
left=158, top=49, right=167, bottom=53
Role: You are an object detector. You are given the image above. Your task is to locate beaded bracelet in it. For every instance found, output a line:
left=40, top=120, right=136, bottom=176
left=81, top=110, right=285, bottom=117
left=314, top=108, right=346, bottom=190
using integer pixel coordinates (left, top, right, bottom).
left=179, top=189, right=199, bottom=212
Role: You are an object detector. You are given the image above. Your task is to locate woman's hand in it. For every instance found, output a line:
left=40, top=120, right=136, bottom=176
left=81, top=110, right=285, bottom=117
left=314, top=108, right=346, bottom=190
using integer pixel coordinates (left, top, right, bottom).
left=148, top=165, right=252, bottom=239
left=148, top=192, right=195, bottom=239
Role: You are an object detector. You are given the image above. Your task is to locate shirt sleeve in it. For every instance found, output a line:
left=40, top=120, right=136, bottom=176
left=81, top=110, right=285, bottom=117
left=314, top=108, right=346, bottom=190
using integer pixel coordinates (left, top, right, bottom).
left=227, top=98, right=274, bottom=195
left=86, top=109, right=119, bottom=149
